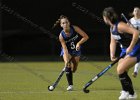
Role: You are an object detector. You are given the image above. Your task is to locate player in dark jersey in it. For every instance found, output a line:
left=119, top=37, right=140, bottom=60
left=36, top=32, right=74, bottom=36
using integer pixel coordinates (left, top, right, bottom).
left=53, top=15, right=89, bottom=91
left=103, top=7, right=140, bottom=99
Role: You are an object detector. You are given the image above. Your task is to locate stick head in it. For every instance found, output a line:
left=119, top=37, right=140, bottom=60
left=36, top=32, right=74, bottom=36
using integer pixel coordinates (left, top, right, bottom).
left=83, top=88, right=90, bottom=93
left=121, top=13, right=124, bottom=16
left=121, top=13, right=125, bottom=18
left=48, top=86, right=55, bottom=91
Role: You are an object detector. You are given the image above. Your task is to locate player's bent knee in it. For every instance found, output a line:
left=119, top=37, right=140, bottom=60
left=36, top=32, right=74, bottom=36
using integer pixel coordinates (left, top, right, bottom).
left=117, top=67, right=125, bottom=74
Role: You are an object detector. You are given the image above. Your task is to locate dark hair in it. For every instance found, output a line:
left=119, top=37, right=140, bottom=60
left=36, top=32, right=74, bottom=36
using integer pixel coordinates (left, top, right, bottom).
left=103, top=7, right=118, bottom=24
left=52, top=15, right=69, bottom=29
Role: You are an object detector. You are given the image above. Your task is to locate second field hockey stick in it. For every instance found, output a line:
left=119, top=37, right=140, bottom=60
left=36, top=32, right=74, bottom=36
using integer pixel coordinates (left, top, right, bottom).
left=121, top=13, right=135, bottom=28
left=83, top=53, right=126, bottom=93
left=48, top=58, right=72, bottom=91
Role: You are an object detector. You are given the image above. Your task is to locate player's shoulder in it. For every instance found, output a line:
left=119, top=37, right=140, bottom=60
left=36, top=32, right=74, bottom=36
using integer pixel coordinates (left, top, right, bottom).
left=59, top=30, right=65, bottom=38
left=129, top=17, right=135, bottom=22
left=59, top=29, right=64, bottom=34
left=117, top=21, right=126, bottom=26
left=117, top=21, right=128, bottom=29
left=72, top=25, right=82, bottom=31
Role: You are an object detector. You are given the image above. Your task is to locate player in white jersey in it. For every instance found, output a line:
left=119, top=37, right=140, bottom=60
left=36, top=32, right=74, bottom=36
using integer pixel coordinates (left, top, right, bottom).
left=129, top=7, right=140, bottom=77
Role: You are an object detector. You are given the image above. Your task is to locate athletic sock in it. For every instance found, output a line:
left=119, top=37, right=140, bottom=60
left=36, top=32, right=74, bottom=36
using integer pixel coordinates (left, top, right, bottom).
left=125, top=73, right=134, bottom=95
left=119, top=72, right=134, bottom=95
left=65, top=67, right=73, bottom=85
left=134, top=62, right=140, bottom=73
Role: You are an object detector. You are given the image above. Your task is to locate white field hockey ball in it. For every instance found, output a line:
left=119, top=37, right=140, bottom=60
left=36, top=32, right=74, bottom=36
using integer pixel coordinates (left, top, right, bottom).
left=49, top=86, right=54, bottom=90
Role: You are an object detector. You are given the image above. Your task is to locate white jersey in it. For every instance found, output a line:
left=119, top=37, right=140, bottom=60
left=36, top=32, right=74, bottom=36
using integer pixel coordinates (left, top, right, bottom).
left=129, top=17, right=140, bottom=30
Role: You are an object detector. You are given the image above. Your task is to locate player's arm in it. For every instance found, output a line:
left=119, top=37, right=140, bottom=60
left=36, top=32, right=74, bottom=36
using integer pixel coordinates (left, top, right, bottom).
left=73, top=25, right=89, bottom=51
left=110, top=33, right=117, bottom=61
left=59, top=34, right=69, bottom=65
left=118, top=22, right=139, bottom=54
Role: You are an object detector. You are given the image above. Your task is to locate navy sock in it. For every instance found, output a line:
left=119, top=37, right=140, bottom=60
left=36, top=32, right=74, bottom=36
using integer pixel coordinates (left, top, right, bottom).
left=65, top=67, right=73, bottom=85
left=119, top=72, right=134, bottom=95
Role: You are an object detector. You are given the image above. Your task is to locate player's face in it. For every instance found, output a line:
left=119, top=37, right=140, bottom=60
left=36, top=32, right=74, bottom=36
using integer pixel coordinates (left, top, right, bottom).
left=60, top=18, right=70, bottom=30
left=133, top=8, right=140, bottom=17
left=103, top=16, right=110, bottom=25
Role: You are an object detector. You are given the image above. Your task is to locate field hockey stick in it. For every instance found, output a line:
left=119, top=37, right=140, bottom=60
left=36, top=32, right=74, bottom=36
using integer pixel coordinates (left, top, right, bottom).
left=121, top=13, right=134, bottom=28
left=83, top=53, right=126, bottom=93
left=48, top=66, right=66, bottom=91
left=48, top=58, right=72, bottom=91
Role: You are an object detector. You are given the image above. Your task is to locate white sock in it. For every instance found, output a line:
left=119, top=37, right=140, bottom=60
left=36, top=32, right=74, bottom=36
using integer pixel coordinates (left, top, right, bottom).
left=134, top=62, right=140, bottom=73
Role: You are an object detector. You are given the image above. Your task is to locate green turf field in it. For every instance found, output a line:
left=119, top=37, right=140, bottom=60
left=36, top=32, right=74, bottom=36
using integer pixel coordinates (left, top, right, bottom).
left=0, top=61, right=139, bottom=100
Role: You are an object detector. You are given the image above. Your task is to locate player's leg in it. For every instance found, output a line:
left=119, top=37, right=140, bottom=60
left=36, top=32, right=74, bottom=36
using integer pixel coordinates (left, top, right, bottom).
left=71, top=56, right=80, bottom=73
left=132, top=61, right=140, bottom=77
left=65, top=56, right=80, bottom=91
left=117, top=56, right=137, bottom=100
left=62, top=54, right=73, bottom=91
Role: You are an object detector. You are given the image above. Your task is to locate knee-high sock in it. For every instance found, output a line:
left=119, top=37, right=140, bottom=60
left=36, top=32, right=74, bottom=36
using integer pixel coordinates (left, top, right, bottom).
left=134, top=62, right=140, bottom=73
left=65, top=67, right=73, bottom=85
left=119, top=72, right=134, bottom=95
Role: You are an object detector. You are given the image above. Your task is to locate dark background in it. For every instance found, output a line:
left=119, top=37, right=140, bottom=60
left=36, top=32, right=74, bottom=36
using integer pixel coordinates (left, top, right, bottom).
left=0, top=0, right=140, bottom=61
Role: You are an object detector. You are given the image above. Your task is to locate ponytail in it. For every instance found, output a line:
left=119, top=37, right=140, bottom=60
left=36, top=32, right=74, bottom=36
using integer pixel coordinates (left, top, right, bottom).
left=52, top=15, right=69, bottom=29
left=52, top=19, right=61, bottom=29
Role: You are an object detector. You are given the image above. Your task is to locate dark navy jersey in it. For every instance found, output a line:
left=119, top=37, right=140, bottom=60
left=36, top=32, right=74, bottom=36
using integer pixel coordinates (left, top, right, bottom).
left=60, top=25, right=81, bottom=52
left=110, top=21, right=132, bottom=48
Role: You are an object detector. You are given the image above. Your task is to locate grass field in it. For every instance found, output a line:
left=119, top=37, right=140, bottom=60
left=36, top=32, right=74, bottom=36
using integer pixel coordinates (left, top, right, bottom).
left=0, top=61, right=139, bottom=100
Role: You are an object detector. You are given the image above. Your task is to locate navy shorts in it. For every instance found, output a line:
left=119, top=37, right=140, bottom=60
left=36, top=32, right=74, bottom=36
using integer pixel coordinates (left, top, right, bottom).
left=60, top=48, right=81, bottom=57
left=120, top=42, right=140, bottom=62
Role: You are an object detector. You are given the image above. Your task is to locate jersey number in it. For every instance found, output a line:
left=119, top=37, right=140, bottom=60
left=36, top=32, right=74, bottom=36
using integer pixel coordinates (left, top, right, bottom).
left=70, top=42, right=76, bottom=49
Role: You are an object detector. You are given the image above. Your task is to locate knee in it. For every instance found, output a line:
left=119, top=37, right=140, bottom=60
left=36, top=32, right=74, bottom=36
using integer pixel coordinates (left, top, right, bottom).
left=117, top=66, right=125, bottom=75
left=65, top=62, right=71, bottom=67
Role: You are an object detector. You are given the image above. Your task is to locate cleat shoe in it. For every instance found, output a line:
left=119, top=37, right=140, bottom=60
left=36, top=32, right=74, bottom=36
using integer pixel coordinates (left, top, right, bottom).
left=119, top=91, right=129, bottom=100
left=67, top=85, right=73, bottom=91
left=128, top=92, right=137, bottom=100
